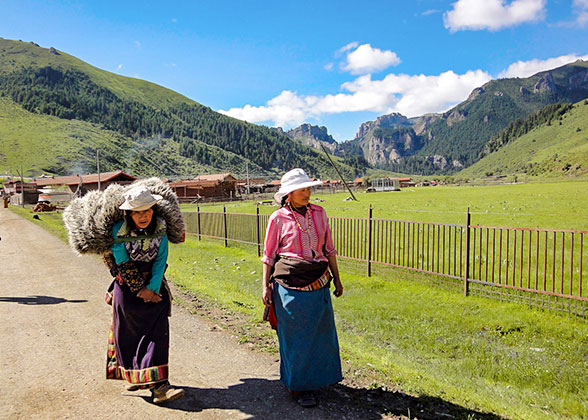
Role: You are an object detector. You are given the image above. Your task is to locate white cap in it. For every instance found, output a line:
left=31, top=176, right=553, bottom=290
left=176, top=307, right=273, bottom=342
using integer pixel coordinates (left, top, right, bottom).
left=274, top=168, right=322, bottom=204
left=119, top=186, right=162, bottom=211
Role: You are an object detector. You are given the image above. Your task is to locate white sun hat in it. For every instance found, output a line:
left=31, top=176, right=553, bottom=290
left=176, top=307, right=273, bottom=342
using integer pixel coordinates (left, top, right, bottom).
left=119, top=186, right=163, bottom=211
left=274, top=168, right=322, bottom=204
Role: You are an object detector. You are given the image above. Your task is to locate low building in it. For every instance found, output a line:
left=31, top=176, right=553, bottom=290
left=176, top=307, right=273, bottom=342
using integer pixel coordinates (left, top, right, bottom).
left=236, top=178, right=266, bottom=194
left=32, top=171, right=136, bottom=196
left=3, top=180, right=39, bottom=205
left=170, top=173, right=238, bottom=201
left=265, top=180, right=281, bottom=193
left=392, top=177, right=413, bottom=188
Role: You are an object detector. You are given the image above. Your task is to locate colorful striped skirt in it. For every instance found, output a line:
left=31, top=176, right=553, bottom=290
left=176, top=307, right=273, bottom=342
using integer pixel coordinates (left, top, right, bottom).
left=106, top=281, right=170, bottom=388
left=272, top=282, right=343, bottom=391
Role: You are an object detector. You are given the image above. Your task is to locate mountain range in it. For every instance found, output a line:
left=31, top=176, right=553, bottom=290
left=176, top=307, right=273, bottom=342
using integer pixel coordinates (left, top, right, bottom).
left=1, top=37, right=587, bottom=180
left=287, top=60, right=588, bottom=176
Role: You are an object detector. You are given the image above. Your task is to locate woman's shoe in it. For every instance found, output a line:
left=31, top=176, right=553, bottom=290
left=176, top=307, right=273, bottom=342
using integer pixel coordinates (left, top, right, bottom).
left=151, top=382, right=185, bottom=404
left=297, top=391, right=317, bottom=408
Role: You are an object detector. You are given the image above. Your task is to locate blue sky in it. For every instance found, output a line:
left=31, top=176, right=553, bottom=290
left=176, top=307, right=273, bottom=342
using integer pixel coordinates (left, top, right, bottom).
left=2, top=0, right=588, bottom=141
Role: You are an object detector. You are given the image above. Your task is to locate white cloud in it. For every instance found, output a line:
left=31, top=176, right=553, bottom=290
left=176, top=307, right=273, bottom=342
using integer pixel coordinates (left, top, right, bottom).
left=116, top=64, right=123, bottom=71
left=219, top=69, right=491, bottom=131
left=337, top=42, right=359, bottom=56
left=573, top=0, right=588, bottom=26
left=324, top=62, right=334, bottom=71
left=422, top=9, right=440, bottom=16
left=444, top=0, right=546, bottom=32
left=341, top=43, right=401, bottom=75
left=219, top=91, right=315, bottom=127
left=498, top=53, right=588, bottom=78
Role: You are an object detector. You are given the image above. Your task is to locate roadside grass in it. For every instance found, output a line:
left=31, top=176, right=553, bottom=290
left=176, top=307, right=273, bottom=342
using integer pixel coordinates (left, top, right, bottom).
left=182, top=180, right=588, bottom=230
left=168, top=236, right=588, bottom=420
left=8, top=206, right=68, bottom=242
left=9, top=204, right=588, bottom=419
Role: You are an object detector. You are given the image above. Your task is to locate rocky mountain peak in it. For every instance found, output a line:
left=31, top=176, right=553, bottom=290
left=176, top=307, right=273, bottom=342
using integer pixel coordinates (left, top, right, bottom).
left=355, top=112, right=410, bottom=139
left=286, top=123, right=336, bottom=144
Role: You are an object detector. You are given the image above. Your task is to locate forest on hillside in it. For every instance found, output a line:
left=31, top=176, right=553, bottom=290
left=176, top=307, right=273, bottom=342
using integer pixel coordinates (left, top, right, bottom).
left=0, top=66, right=365, bottom=177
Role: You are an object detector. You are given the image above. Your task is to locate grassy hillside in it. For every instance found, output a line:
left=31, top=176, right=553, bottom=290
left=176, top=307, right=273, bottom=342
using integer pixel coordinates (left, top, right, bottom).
left=0, top=97, right=255, bottom=177
left=393, top=61, right=588, bottom=174
left=0, top=38, right=362, bottom=179
left=458, top=100, right=588, bottom=180
left=0, top=38, right=195, bottom=108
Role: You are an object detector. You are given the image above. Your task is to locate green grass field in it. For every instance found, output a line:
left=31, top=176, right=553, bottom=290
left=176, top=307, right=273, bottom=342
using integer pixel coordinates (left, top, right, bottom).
left=183, top=181, right=588, bottom=230
left=9, top=194, right=588, bottom=420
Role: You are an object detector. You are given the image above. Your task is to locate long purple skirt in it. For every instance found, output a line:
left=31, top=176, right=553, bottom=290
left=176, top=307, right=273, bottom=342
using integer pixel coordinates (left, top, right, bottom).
left=106, top=281, right=170, bottom=388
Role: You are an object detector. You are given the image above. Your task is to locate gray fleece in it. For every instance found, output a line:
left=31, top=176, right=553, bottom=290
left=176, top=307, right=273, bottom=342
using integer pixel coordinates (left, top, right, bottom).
left=62, top=177, right=185, bottom=255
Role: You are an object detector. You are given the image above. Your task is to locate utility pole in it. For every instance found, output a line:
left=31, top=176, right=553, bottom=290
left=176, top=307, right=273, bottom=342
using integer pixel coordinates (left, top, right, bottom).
left=246, top=162, right=250, bottom=195
left=96, top=149, right=101, bottom=191
left=319, top=144, right=357, bottom=201
left=19, top=165, right=24, bottom=208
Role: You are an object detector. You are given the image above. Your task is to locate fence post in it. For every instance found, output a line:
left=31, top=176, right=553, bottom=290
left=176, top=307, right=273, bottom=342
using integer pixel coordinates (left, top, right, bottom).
left=197, top=205, right=201, bottom=241
left=367, top=205, right=373, bottom=277
left=223, top=205, right=228, bottom=247
left=464, top=208, right=471, bottom=296
left=256, top=205, right=261, bottom=257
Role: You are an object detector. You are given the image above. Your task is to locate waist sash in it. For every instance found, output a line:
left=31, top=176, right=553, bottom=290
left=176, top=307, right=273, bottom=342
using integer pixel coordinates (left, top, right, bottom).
left=272, top=257, right=330, bottom=291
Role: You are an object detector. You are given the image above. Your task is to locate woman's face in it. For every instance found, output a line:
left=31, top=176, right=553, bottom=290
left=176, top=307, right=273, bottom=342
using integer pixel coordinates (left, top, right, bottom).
left=131, top=208, right=154, bottom=229
left=289, top=187, right=311, bottom=208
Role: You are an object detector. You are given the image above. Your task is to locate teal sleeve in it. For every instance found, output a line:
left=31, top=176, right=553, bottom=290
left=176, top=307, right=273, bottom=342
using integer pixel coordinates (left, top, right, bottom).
left=147, top=234, right=168, bottom=294
left=111, top=221, right=129, bottom=264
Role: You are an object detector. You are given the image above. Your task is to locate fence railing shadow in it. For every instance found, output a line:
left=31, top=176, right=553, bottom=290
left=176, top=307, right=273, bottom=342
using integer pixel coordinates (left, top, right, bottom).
left=128, top=378, right=504, bottom=420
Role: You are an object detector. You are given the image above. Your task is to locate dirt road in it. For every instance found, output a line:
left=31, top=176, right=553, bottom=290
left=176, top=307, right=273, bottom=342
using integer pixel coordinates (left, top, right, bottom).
left=0, top=208, right=400, bottom=420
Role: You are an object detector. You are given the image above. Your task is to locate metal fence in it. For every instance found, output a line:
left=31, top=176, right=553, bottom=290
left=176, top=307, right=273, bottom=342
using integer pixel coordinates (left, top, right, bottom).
left=182, top=206, right=588, bottom=317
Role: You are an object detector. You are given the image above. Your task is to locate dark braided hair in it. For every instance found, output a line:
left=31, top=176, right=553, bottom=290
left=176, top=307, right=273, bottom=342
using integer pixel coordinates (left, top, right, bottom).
left=280, top=195, right=288, bottom=207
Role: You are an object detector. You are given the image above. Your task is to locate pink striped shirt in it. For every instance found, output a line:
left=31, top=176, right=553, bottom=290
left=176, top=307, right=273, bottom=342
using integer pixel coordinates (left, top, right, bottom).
left=261, top=204, right=337, bottom=266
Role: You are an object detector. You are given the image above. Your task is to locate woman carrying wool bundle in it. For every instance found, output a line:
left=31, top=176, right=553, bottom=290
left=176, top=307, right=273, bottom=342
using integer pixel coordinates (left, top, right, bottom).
left=105, top=186, right=184, bottom=404
left=262, top=168, right=343, bottom=408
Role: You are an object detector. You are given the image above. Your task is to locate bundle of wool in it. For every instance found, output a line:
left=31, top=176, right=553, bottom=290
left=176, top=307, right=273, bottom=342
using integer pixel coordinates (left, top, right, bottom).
left=63, top=177, right=185, bottom=255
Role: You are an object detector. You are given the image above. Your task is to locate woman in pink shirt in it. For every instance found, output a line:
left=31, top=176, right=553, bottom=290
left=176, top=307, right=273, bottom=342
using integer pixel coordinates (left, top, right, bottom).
left=262, top=168, right=343, bottom=408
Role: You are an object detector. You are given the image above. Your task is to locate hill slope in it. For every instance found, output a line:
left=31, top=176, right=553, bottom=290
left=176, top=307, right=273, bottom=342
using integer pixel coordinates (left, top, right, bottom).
left=344, top=61, right=588, bottom=175
left=457, top=100, right=588, bottom=179
left=0, top=97, right=255, bottom=177
left=0, top=38, right=360, bottom=179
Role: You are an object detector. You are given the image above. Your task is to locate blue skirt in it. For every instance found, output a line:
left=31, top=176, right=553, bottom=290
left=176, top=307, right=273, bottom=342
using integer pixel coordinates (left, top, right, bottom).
left=273, top=282, right=343, bottom=391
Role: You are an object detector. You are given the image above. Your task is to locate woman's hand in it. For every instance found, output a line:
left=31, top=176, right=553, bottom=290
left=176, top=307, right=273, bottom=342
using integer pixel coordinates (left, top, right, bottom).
left=262, top=285, right=272, bottom=307
left=137, top=287, right=162, bottom=303
left=333, top=278, right=344, bottom=298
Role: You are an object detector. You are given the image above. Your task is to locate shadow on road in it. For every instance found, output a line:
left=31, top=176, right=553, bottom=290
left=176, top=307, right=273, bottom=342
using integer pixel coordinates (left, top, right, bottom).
left=0, top=295, right=88, bottom=305
left=130, top=378, right=504, bottom=420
